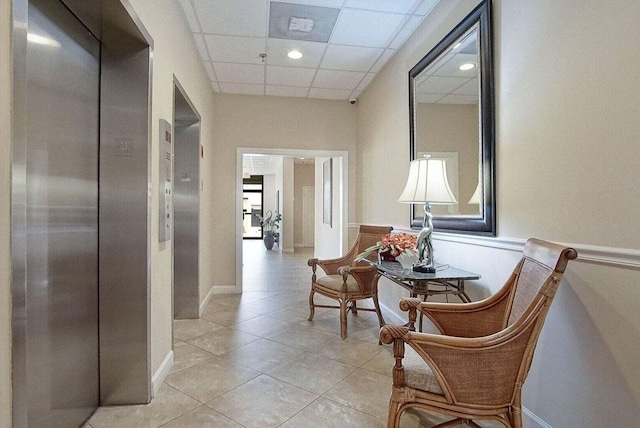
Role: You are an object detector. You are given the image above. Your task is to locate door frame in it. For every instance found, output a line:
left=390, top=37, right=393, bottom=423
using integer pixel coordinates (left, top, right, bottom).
left=235, top=148, right=349, bottom=293
left=172, top=76, right=201, bottom=320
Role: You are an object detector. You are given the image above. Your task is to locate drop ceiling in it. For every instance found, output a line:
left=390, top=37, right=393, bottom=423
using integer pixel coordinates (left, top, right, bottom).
left=177, top=0, right=441, bottom=101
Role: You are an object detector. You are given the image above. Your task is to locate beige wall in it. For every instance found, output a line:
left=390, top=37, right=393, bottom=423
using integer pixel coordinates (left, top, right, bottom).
left=417, top=103, right=479, bottom=215
left=357, top=0, right=640, bottom=425
left=126, top=0, right=218, bottom=383
left=282, top=157, right=294, bottom=252
left=293, top=163, right=314, bottom=245
left=211, top=94, right=357, bottom=282
left=1, top=0, right=12, bottom=422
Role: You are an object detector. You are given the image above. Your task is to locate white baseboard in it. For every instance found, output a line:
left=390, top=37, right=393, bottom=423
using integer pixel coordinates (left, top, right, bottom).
left=199, top=285, right=217, bottom=316
left=209, top=285, right=239, bottom=295
left=523, top=407, right=552, bottom=428
left=380, top=302, right=406, bottom=325
left=282, top=248, right=294, bottom=253
left=294, top=243, right=314, bottom=248
left=151, top=350, right=174, bottom=398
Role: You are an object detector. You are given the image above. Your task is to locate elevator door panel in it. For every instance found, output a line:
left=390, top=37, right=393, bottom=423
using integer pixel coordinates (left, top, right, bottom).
left=25, top=1, right=100, bottom=426
left=174, top=119, right=200, bottom=319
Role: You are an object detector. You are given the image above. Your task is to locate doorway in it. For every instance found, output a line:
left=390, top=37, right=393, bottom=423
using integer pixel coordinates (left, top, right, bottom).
left=236, top=149, right=349, bottom=293
left=173, top=80, right=201, bottom=319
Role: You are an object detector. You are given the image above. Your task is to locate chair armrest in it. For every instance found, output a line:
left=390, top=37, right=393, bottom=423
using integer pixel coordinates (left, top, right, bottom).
left=399, top=274, right=515, bottom=337
left=381, top=323, right=527, bottom=404
left=308, top=254, right=354, bottom=275
left=337, top=265, right=379, bottom=293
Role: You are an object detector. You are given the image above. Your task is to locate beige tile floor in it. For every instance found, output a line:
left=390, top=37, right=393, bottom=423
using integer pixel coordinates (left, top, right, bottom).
left=87, top=241, right=500, bottom=428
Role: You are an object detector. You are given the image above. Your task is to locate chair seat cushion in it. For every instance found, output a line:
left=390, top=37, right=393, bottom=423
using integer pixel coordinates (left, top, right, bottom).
left=403, top=346, right=444, bottom=395
left=316, top=274, right=360, bottom=292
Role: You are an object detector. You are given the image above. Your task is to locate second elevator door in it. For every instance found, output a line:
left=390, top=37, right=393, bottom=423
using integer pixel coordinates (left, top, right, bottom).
left=25, top=0, right=100, bottom=426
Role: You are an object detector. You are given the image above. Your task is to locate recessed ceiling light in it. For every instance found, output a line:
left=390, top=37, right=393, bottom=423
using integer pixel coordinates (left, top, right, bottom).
left=459, top=63, right=475, bottom=71
left=287, top=50, right=303, bottom=59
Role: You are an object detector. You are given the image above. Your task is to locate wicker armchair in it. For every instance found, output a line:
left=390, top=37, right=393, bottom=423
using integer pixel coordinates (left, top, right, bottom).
left=308, top=225, right=392, bottom=339
left=380, top=238, right=577, bottom=428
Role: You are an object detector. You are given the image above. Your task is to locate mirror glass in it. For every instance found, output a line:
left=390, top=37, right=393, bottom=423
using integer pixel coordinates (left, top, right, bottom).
left=409, top=0, right=495, bottom=235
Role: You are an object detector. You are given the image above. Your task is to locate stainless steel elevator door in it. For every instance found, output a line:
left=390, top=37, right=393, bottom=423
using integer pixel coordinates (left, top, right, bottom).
left=173, top=118, right=200, bottom=319
left=25, top=1, right=100, bottom=426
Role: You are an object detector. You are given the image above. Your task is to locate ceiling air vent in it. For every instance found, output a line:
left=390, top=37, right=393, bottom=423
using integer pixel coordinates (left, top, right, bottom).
left=269, top=2, right=340, bottom=43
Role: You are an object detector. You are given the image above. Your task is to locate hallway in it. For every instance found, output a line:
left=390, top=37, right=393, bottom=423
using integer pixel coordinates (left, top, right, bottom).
left=86, top=241, right=490, bottom=427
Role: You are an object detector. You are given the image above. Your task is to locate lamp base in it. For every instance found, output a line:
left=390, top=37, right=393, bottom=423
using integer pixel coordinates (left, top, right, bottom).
left=412, top=265, right=436, bottom=274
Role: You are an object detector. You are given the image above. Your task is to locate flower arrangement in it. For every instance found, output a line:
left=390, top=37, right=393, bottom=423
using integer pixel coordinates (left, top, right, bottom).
left=355, top=232, right=417, bottom=262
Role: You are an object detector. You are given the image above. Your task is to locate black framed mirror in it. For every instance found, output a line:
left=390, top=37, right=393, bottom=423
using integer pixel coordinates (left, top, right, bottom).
left=409, top=0, right=495, bottom=236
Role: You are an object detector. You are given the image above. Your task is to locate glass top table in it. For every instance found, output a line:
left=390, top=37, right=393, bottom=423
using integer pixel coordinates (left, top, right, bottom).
left=369, top=260, right=481, bottom=303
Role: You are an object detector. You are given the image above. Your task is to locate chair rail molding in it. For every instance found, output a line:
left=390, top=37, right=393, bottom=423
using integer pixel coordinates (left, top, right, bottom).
left=349, top=223, right=640, bottom=269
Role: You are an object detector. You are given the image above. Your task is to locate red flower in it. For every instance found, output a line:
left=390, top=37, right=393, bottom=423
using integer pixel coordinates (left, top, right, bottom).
left=379, top=233, right=417, bottom=256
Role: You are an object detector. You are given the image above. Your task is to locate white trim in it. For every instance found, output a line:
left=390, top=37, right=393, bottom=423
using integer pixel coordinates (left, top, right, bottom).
left=210, top=285, right=238, bottom=295
left=430, top=233, right=640, bottom=269
left=199, top=284, right=217, bottom=316
left=380, top=303, right=406, bottom=325
left=523, top=407, right=553, bottom=428
left=282, top=248, right=294, bottom=253
left=294, top=243, right=314, bottom=248
left=350, top=223, right=640, bottom=269
left=151, top=350, right=174, bottom=397
left=237, top=148, right=349, bottom=294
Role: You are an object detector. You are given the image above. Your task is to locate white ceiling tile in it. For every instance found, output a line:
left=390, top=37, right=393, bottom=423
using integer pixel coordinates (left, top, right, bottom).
left=389, top=15, right=423, bottom=49
left=266, top=65, right=316, bottom=86
left=356, top=72, right=375, bottom=91
left=203, top=61, right=217, bottom=81
left=345, top=0, right=421, bottom=14
left=320, top=45, right=383, bottom=72
left=308, top=88, right=353, bottom=100
left=178, top=0, right=436, bottom=100
left=330, top=9, right=406, bottom=48
left=266, top=38, right=326, bottom=68
left=279, top=0, right=344, bottom=6
left=313, top=69, right=365, bottom=90
left=214, top=63, right=264, bottom=84
left=266, top=85, right=309, bottom=97
left=438, top=94, right=478, bottom=104
left=192, top=0, right=267, bottom=37
left=204, top=35, right=266, bottom=64
left=193, top=34, right=210, bottom=60
left=416, top=93, right=443, bottom=103
left=414, top=0, right=440, bottom=15
left=452, top=78, right=478, bottom=96
left=370, top=49, right=396, bottom=72
left=219, top=82, right=265, bottom=95
left=417, top=76, right=469, bottom=94
left=177, top=0, right=201, bottom=32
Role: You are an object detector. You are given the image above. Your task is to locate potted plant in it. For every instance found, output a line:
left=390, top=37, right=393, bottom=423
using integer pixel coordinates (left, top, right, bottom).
left=255, top=210, right=281, bottom=250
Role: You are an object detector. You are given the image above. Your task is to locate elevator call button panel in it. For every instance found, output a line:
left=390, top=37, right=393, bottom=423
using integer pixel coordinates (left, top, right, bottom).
left=159, top=119, right=172, bottom=242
